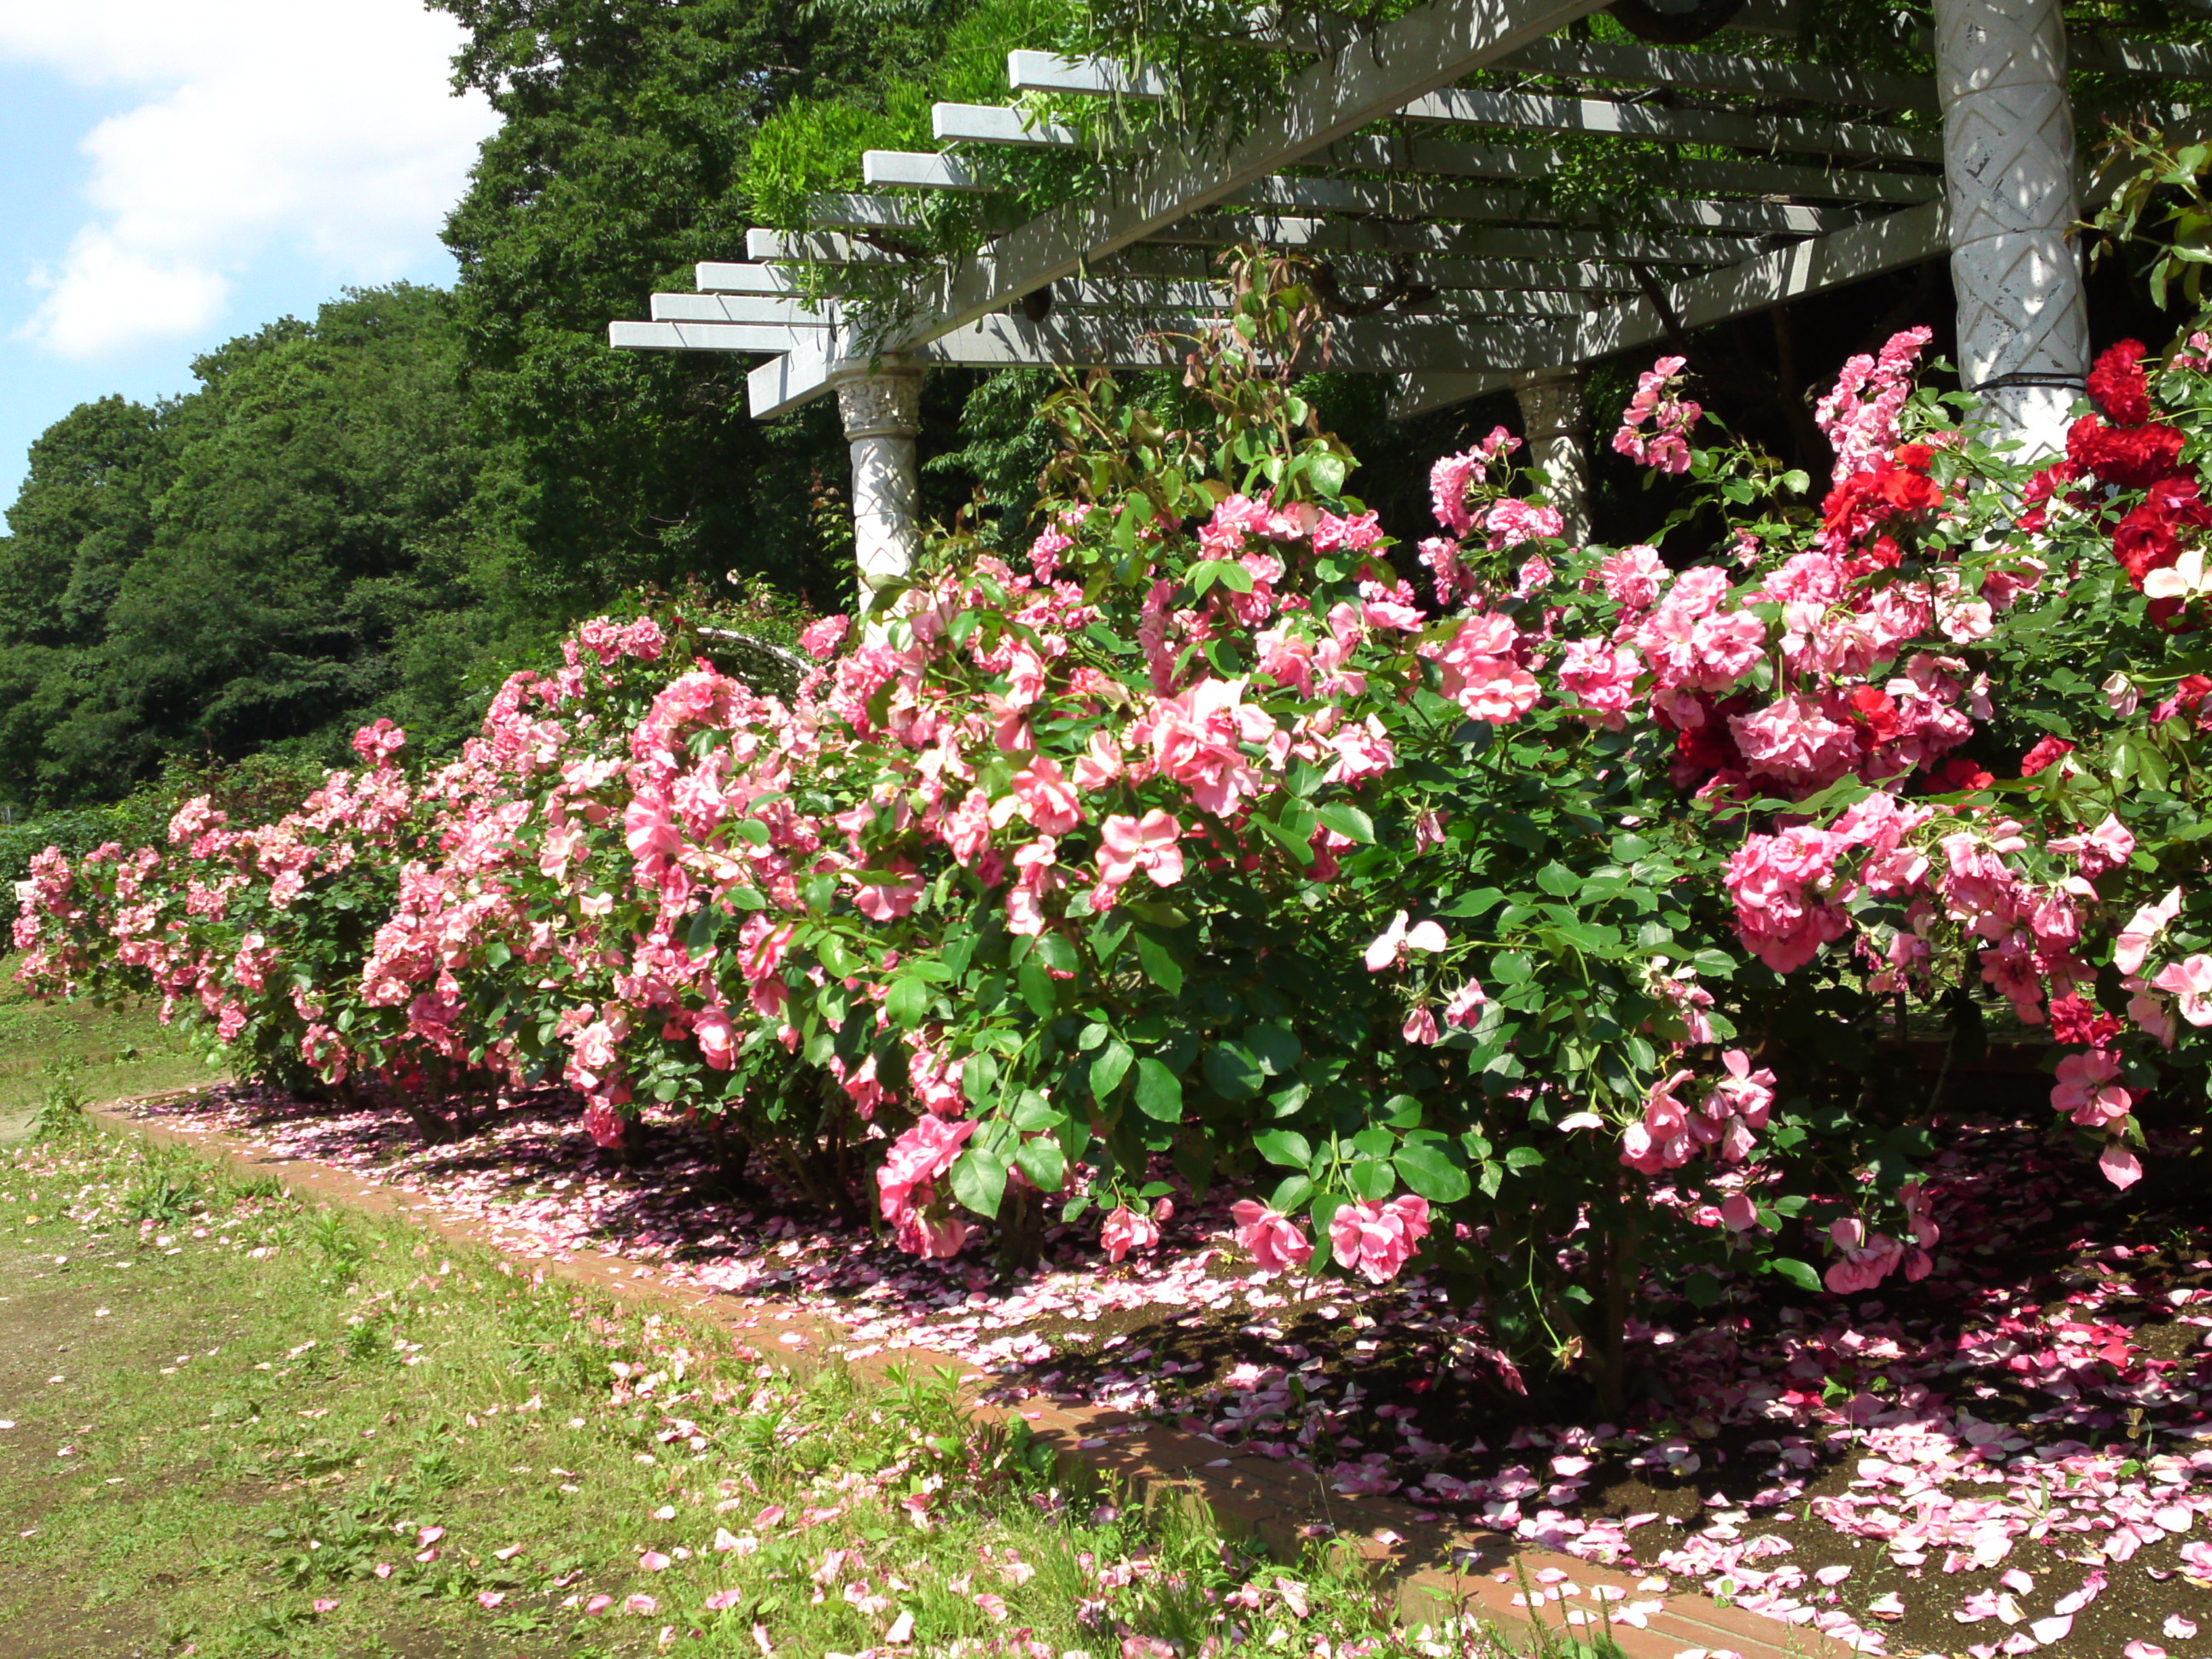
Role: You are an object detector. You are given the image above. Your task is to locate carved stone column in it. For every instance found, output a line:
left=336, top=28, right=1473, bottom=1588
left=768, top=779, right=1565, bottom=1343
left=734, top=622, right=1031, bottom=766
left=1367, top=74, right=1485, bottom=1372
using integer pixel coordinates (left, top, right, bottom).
left=1932, top=0, right=2089, bottom=460
left=830, top=362, right=924, bottom=609
left=1513, top=368, right=1592, bottom=547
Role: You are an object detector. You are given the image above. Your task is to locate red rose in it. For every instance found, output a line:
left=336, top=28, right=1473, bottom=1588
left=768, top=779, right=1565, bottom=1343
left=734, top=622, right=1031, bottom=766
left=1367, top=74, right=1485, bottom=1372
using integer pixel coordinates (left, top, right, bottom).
left=2019, top=736, right=2075, bottom=777
left=2049, top=992, right=2122, bottom=1047
left=1927, top=757, right=1994, bottom=792
left=2086, top=339, right=2152, bottom=428
left=2113, top=476, right=2211, bottom=586
left=1848, top=684, right=1901, bottom=743
left=2068, top=416, right=2187, bottom=489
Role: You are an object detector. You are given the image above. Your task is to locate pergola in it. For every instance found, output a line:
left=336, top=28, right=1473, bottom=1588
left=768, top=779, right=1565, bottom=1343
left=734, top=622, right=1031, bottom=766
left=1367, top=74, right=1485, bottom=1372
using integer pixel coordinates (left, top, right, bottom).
left=608, top=0, right=2209, bottom=597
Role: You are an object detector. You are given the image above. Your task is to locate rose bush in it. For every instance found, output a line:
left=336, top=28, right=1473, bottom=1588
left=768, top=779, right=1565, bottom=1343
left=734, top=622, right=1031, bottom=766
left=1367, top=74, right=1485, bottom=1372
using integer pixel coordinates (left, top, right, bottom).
left=17, top=259, right=2212, bottom=1409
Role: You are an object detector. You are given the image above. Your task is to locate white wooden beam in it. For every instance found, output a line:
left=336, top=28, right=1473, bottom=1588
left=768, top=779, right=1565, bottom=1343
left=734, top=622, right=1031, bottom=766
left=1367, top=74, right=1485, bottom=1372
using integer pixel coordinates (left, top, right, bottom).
left=637, top=311, right=1575, bottom=375
left=1321, top=131, right=1938, bottom=205
left=614, top=320, right=808, bottom=354
left=1496, top=37, right=1939, bottom=111
left=746, top=230, right=913, bottom=265
left=752, top=0, right=1610, bottom=416
left=864, top=151, right=985, bottom=191
left=1233, top=174, right=1854, bottom=236
left=1395, top=85, right=1941, bottom=162
left=1051, top=276, right=1595, bottom=317
left=1093, top=244, right=1643, bottom=291
left=2069, top=35, right=2212, bottom=80
left=1150, top=212, right=1747, bottom=265
left=696, top=262, right=806, bottom=294
left=936, top=86, right=1943, bottom=169
left=1390, top=199, right=1952, bottom=416
left=1006, top=49, right=1168, bottom=99
left=650, top=294, right=836, bottom=326
left=932, top=102, right=1079, bottom=148
left=1004, top=38, right=1947, bottom=114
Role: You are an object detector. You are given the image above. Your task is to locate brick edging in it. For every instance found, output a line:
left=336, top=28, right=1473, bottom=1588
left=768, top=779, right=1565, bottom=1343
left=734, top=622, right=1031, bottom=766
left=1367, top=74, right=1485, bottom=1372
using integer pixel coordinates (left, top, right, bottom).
left=76, top=1097, right=1850, bottom=1659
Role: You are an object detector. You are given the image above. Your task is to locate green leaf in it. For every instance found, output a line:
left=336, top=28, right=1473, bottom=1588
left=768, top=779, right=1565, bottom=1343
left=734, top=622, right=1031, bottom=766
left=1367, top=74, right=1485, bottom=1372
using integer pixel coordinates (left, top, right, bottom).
left=1011, top=1090, right=1061, bottom=1132
left=962, top=1051, right=1000, bottom=1111
left=1439, top=887, right=1504, bottom=919
left=1308, top=451, right=1349, bottom=497
left=1269, top=1173, right=1315, bottom=1214
left=949, top=1148, right=1009, bottom=1219
left=1346, top=1157, right=1395, bottom=1201
left=1016, top=959, right=1056, bottom=1018
left=1133, top=1058, right=1185, bottom=1122
left=1202, top=1043, right=1265, bottom=1101
left=722, top=885, right=768, bottom=911
left=1015, top=1137, right=1068, bottom=1193
left=886, top=975, right=931, bottom=1027
left=685, top=905, right=721, bottom=958
left=1189, top=558, right=1254, bottom=597
left=1391, top=1142, right=1470, bottom=1203
left=1133, top=932, right=1185, bottom=998
left=1502, top=1145, right=1544, bottom=1173
left=730, top=819, right=771, bottom=847
left=1254, top=1128, right=1312, bottom=1168
left=1033, top=933, right=1079, bottom=975
left=1313, top=803, right=1374, bottom=844
left=1533, top=862, right=1580, bottom=898
left=1768, top=1257, right=1822, bottom=1294
left=1246, top=1021, right=1301, bottom=1076
left=1090, top=1039, right=1134, bottom=1101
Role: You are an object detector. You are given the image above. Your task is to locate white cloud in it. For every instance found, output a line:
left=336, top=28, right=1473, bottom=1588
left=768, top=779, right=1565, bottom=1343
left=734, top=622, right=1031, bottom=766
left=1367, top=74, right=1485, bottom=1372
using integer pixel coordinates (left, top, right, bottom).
left=0, top=0, right=498, bottom=358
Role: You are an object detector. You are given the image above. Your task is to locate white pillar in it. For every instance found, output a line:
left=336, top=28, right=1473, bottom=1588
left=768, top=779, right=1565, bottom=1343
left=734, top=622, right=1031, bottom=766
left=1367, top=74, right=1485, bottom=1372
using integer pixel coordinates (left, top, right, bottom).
left=1932, top=0, right=2089, bottom=461
left=830, top=362, right=924, bottom=610
left=1513, top=368, right=1592, bottom=547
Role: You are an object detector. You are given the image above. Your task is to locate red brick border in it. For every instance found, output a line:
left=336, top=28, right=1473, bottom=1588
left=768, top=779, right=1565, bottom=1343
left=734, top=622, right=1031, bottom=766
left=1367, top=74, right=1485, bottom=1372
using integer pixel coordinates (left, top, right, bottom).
left=79, top=1097, right=1851, bottom=1659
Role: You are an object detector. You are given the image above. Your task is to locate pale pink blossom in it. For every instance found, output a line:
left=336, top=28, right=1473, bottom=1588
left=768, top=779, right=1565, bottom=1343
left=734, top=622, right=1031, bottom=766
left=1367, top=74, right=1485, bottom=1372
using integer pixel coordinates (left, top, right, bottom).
left=1097, top=812, right=1185, bottom=890
left=2048, top=812, right=2135, bottom=876
left=1231, top=1201, right=1313, bottom=1273
left=2152, top=953, right=2212, bottom=1025
left=1365, top=911, right=1448, bottom=972
left=1100, top=1206, right=1160, bottom=1262
left=1328, top=1195, right=1431, bottom=1284
left=2116, top=888, right=2184, bottom=975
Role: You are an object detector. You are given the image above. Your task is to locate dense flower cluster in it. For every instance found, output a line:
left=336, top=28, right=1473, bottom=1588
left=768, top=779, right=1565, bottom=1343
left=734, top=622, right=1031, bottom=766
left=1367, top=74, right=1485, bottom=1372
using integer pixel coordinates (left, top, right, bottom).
left=15, top=287, right=2212, bottom=1389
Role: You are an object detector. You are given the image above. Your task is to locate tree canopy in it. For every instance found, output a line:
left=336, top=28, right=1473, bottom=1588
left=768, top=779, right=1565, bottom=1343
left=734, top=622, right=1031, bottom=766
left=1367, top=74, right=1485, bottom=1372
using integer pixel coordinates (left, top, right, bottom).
left=0, top=286, right=511, bottom=810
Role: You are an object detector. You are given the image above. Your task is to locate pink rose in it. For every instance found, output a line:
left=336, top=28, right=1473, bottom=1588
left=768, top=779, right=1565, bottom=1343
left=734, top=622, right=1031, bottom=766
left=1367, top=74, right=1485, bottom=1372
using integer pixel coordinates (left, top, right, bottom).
left=1097, top=812, right=1185, bottom=891
left=1100, top=1206, right=1160, bottom=1262
left=1328, top=1194, right=1430, bottom=1284
left=1230, top=1201, right=1313, bottom=1273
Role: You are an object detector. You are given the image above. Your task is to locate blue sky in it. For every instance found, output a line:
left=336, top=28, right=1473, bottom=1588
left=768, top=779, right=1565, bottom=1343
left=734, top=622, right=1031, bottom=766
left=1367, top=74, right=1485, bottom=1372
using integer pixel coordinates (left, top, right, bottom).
left=0, top=0, right=495, bottom=511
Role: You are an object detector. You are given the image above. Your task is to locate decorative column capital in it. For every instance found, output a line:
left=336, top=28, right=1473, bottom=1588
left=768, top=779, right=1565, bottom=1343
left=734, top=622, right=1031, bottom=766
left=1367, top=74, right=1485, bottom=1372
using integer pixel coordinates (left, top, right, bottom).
left=1511, top=368, right=1587, bottom=442
left=830, top=362, right=923, bottom=441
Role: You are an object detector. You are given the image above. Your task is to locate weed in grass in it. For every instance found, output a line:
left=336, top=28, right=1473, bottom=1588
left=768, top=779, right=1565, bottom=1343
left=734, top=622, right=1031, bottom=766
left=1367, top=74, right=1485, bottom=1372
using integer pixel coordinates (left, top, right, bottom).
left=31, top=1057, right=88, bottom=1139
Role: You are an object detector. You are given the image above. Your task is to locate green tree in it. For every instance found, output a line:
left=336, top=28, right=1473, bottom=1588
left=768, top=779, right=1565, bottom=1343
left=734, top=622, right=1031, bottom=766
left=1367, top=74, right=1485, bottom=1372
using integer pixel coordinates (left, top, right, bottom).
left=0, top=286, right=514, bottom=810
left=432, top=0, right=993, bottom=613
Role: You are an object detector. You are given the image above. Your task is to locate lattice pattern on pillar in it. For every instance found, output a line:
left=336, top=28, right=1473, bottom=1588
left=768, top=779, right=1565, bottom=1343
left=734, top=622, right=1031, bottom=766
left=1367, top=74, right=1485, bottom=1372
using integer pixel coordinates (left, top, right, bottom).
left=1932, top=0, right=2088, bottom=423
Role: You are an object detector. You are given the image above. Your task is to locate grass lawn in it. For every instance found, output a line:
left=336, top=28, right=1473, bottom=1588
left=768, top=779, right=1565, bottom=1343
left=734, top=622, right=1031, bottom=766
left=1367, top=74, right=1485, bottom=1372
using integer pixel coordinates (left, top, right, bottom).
left=0, top=953, right=213, bottom=1140
left=0, top=1121, right=1531, bottom=1659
